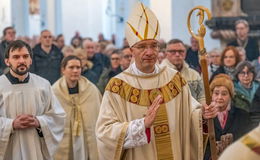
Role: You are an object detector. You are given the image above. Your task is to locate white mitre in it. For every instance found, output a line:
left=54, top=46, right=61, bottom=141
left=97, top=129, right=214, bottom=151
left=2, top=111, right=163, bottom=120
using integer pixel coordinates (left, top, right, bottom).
left=125, top=2, right=160, bottom=47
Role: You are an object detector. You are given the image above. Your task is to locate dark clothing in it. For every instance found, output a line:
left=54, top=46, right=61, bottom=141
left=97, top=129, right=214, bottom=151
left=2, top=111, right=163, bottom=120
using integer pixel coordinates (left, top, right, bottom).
left=88, top=53, right=107, bottom=84
left=209, top=66, right=226, bottom=82
left=228, top=37, right=259, bottom=61
left=68, top=83, right=79, bottom=94
left=81, top=69, right=99, bottom=85
left=232, top=82, right=259, bottom=112
left=204, top=106, right=251, bottom=160
left=5, top=71, right=30, bottom=84
left=185, top=48, right=201, bottom=73
left=31, top=44, right=63, bottom=84
left=95, top=53, right=111, bottom=69
left=210, top=66, right=236, bottom=83
left=250, top=86, right=260, bottom=128
left=97, top=67, right=122, bottom=94
left=0, top=40, right=10, bottom=74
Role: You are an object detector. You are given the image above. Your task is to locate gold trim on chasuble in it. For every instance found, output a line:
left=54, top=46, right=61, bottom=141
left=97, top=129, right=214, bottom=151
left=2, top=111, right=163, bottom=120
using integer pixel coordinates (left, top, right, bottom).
left=70, top=95, right=82, bottom=136
left=241, top=132, right=260, bottom=155
left=106, top=72, right=186, bottom=160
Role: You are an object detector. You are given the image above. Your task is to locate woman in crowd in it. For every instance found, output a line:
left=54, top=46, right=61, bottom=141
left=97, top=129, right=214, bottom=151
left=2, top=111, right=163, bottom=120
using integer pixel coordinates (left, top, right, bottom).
left=53, top=55, right=101, bottom=160
left=210, top=46, right=240, bottom=82
left=232, top=61, right=260, bottom=112
left=204, top=74, right=251, bottom=160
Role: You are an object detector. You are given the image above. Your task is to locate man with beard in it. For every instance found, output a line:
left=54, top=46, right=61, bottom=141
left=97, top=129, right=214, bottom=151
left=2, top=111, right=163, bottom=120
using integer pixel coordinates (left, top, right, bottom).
left=0, top=40, right=66, bottom=160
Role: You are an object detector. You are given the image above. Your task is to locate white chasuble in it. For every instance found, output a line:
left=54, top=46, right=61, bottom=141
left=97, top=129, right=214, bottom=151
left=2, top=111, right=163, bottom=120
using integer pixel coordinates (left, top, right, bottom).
left=96, top=66, right=203, bottom=160
left=0, top=73, right=66, bottom=160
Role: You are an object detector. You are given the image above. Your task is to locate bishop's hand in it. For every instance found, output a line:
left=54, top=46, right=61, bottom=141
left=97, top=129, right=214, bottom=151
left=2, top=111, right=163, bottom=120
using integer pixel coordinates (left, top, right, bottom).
left=144, top=95, right=163, bottom=128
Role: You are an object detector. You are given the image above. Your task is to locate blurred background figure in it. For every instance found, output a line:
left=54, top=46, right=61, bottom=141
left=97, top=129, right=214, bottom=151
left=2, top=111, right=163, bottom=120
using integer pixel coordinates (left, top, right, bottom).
left=210, top=46, right=240, bottom=82
left=70, top=36, right=82, bottom=49
left=31, top=30, right=63, bottom=84
left=97, top=50, right=122, bottom=94
left=252, top=55, right=260, bottom=82
left=185, top=36, right=201, bottom=73
left=120, top=47, right=132, bottom=70
left=55, top=34, right=65, bottom=50
left=0, top=26, right=16, bottom=74
left=208, top=48, right=221, bottom=79
left=250, top=86, right=260, bottom=128
left=62, top=46, right=75, bottom=57
left=161, top=39, right=205, bottom=104
left=236, top=46, right=246, bottom=61
left=232, top=61, right=259, bottom=112
left=228, top=19, right=259, bottom=61
left=73, top=48, right=98, bottom=84
left=158, top=49, right=166, bottom=64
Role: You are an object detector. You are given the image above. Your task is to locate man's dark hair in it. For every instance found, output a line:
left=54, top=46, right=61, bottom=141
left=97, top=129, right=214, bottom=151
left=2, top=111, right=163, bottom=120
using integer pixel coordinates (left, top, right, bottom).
left=167, top=39, right=185, bottom=46
left=56, top=34, right=63, bottom=40
left=61, top=55, right=82, bottom=69
left=5, top=40, right=33, bottom=59
left=3, top=26, right=15, bottom=36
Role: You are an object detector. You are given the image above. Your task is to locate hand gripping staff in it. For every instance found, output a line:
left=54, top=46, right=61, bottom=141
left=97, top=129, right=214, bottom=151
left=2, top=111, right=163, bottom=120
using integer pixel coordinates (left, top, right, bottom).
left=187, top=6, right=217, bottom=160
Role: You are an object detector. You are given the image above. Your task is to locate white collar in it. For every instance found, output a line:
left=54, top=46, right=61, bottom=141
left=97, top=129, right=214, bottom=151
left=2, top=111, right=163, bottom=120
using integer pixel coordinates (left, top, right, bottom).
left=130, top=62, right=160, bottom=76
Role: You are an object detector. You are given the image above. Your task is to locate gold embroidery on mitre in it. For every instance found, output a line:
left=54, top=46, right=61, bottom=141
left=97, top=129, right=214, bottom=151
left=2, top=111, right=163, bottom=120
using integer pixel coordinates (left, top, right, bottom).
left=125, top=2, right=160, bottom=47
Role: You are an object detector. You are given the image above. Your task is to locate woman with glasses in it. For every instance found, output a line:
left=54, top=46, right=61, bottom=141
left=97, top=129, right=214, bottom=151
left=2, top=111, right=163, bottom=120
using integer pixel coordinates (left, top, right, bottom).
left=210, top=46, right=241, bottom=82
left=232, top=61, right=260, bottom=112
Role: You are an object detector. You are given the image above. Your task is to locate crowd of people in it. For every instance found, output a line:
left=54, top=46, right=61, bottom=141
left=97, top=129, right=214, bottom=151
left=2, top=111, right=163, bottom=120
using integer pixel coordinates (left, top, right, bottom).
left=0, top=2, right=260, bottom=160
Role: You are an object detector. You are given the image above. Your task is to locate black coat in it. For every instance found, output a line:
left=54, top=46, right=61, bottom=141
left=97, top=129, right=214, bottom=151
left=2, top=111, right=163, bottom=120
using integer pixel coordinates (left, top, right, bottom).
left=250, top=86, right=260, bottom=128
left=204, top=106, right=251, bottom=160
left=31, top=44, right=63, bottom=84
left=0, top=40, right=9, bottom=74
left=209, top=66, right=226, bottom=82
left=228, top=37, right=259, bottom=61
left=185, top=48, right=201, bottom=73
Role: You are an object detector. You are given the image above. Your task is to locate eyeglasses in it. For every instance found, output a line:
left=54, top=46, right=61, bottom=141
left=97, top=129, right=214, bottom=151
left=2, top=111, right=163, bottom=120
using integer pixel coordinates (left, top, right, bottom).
left=123, top=54, right=132, bottom=59
left=166, top=50, right=185, bottom=54
left=210, top=55, right=220, bottom=58
left=111, top=57, right=120, bottom=61
left=133, top=43, right=159, bottom=52
left=43, top=36, right=52, bottom=39
left=239, top=71, right=253, bottom=76
left=224, top=56, right=235, bottom=59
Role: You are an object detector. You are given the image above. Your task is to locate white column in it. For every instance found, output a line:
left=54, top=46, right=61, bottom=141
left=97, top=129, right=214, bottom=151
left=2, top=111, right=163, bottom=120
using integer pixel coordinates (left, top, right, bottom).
left=46, top=0, right=55, bottom=34
left=11, top=0, right=30, bottom=36
left=150, top=0, right=173, bottom=42
left=149, top=0, right=219, bottom=50
left=0, top=0, right=12, bottom=36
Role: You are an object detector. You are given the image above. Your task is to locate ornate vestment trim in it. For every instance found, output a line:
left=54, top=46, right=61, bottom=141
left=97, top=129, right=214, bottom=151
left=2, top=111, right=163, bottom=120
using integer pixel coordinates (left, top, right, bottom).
left=106, top=72, right=187, bottom=159
left=241, top=130, right=260, bottom=155
left=105, top=72, right=186, bottom=106
left=114, top=122, right=129, bottom=160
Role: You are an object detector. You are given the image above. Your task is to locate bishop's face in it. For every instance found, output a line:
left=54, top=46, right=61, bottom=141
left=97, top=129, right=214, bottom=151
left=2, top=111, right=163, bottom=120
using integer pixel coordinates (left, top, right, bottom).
left=5, top=47, right=32, bottom=76
left=130, top=39, right=159, bottom=73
